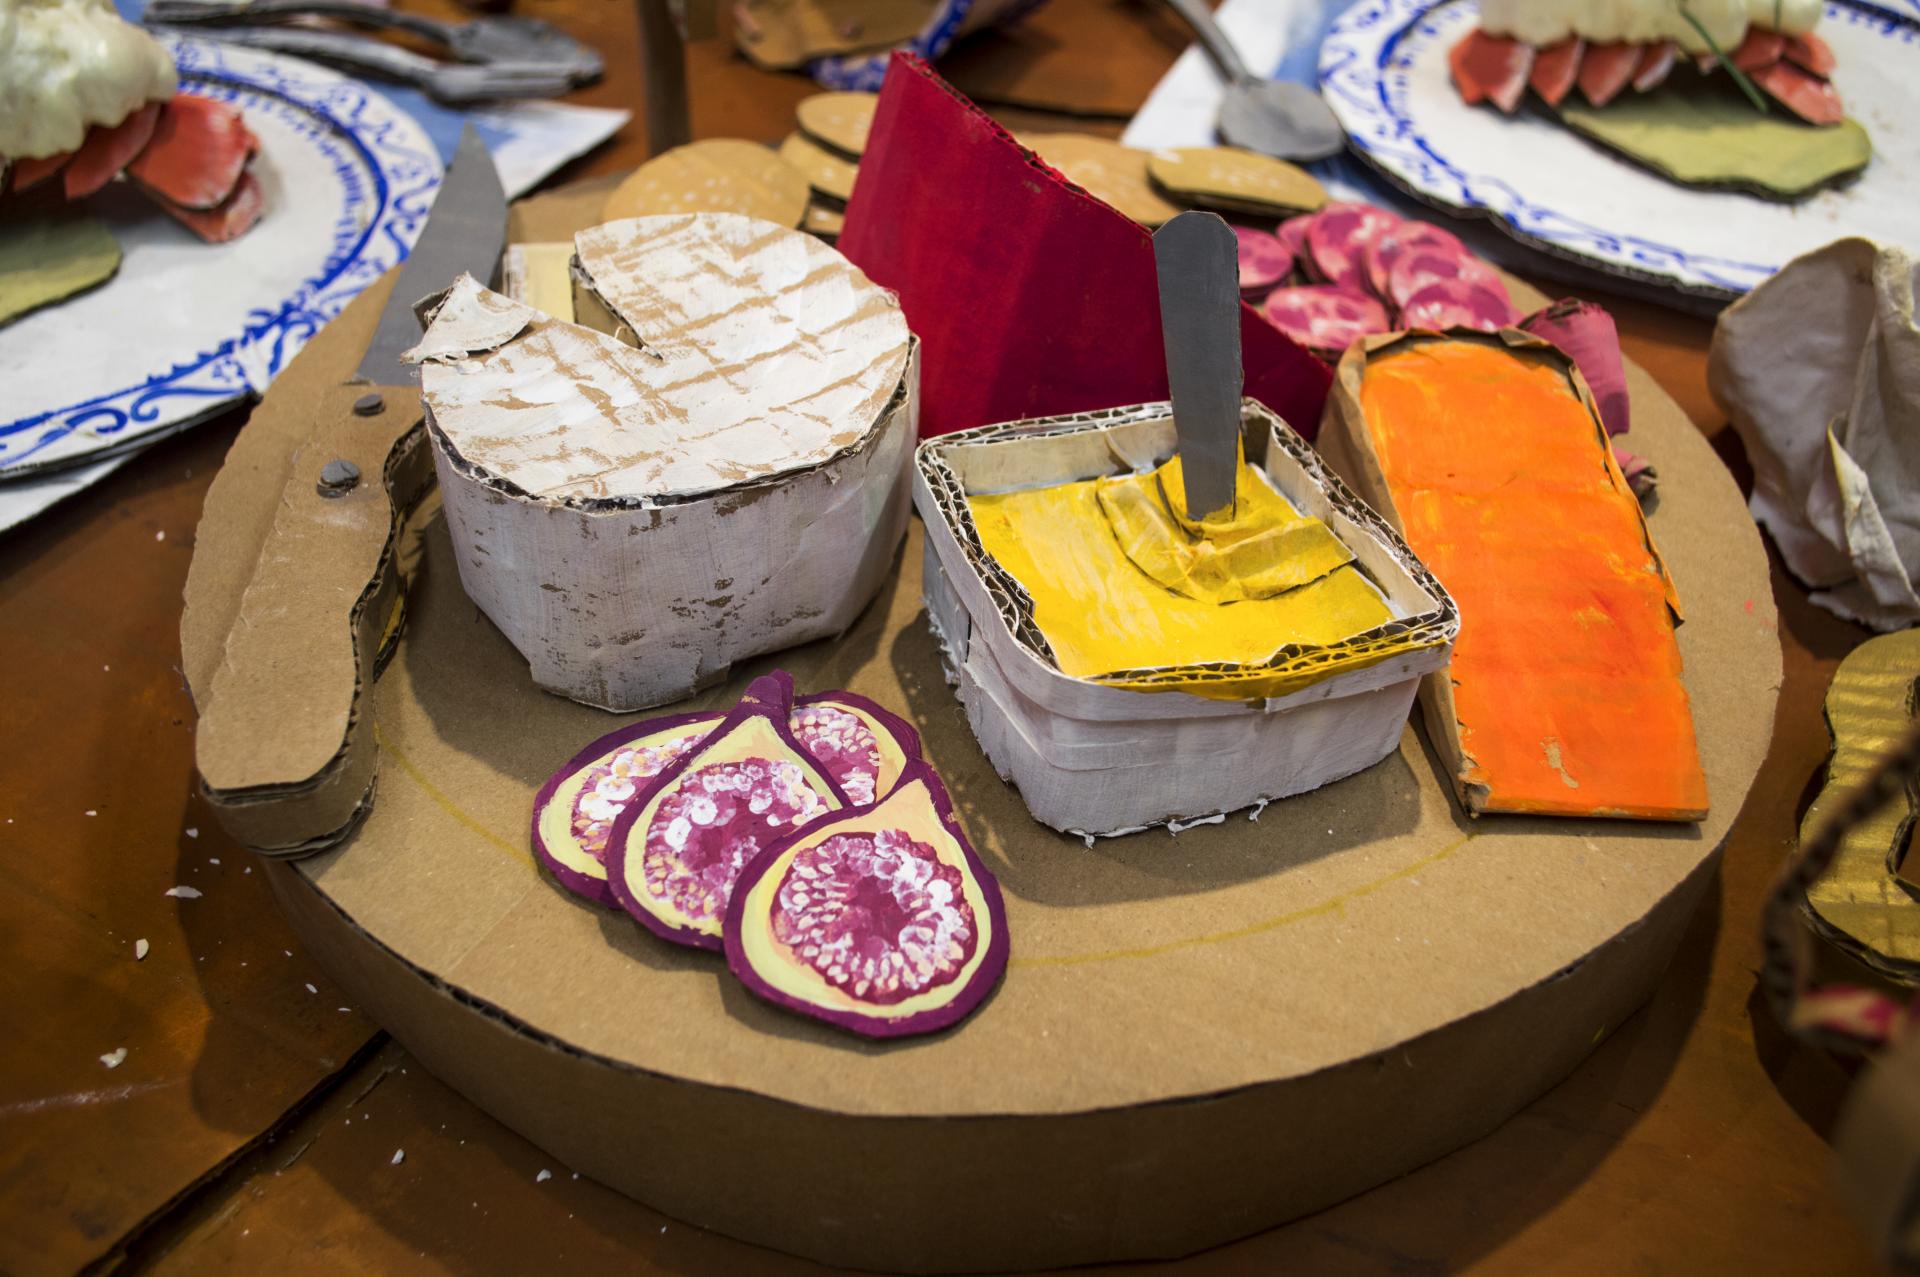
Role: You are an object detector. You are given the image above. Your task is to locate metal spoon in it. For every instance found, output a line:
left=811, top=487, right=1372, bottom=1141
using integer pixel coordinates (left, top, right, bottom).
left=1158, top=0, right=1345, bottom=163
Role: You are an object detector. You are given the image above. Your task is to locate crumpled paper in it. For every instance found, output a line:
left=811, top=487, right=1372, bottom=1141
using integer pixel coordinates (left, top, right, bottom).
left=1708, top=238, right=1920, bottom=631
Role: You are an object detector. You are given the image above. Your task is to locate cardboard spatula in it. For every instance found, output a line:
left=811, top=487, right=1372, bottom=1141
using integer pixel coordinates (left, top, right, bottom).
left=1153, top=210, right=1243, bottom=521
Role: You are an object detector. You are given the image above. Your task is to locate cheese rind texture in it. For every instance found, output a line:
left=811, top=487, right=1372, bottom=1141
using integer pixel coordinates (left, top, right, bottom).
left=0, top=0, right=177, bottom=159
left=414, top=214, right=911, bottom=502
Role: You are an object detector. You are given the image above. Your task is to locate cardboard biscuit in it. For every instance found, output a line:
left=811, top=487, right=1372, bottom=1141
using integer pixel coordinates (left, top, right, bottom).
left=1147, top=146, right=1329, bottom=217
left=1024, top=132, right=1182, bottom=227
left=796, top=90, right=878, bottom=157
left=804, top=200, right=846, bottom=238
left=777, top=130, right=859, bottom=202
left=602, top=138, right=810, bottom=227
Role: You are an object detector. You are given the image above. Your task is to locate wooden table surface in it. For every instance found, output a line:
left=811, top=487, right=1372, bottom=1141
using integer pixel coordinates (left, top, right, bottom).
left=0, top=1, right=1881, bottom=1273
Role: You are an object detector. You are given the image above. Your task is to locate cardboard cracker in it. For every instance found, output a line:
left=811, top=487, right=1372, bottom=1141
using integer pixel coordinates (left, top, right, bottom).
left=803, top=200, right=846, bottom=238
left=777, top=130, right=858, bottom=202
left=601, top=139, right=809, bottom=227
left=796, top=90, right=877, bottom=157
left=1024, top=132, right=1182, bottom=227
left=1146, top=146, right=1329, bottom=217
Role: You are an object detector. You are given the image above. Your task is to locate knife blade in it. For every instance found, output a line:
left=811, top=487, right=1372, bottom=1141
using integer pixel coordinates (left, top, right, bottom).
left=358, top=126, right=508, bottom=387
left=1152, top=210, right=1243, bottom=522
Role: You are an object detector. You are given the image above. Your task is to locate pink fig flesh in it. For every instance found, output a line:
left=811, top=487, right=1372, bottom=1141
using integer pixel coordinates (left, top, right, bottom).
left=725, top=762, right=1009, bottom=1039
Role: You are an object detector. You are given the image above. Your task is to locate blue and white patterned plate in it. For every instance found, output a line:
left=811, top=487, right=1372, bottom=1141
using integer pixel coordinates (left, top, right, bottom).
left=0, top=34, right=441, bottom=475
left=1320, top=0, right=1920, bottom=298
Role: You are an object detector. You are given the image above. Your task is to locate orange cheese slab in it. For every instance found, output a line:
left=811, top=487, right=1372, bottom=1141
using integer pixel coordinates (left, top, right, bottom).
left=1355, top=337, right=1707, bottom=820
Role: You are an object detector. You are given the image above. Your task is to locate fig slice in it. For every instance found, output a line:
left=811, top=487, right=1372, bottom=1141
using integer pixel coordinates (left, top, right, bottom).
left=605, top=672, right=849, bottom=950
left=726, top=761, right=1009, bottom=1039
left=531, top=710, right=723, bottom=907
left=533, top=675, right=924, bottom=907
left=789, top=688, right=922, bottom=807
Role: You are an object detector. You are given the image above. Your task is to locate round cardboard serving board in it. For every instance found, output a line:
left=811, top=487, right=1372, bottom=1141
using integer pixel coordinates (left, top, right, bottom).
left=242, top=185, right=1780, bottom=1273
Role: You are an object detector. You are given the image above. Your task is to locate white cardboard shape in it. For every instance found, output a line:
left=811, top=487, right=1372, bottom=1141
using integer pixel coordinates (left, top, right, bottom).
left=411, top=215, right=918, bottom=711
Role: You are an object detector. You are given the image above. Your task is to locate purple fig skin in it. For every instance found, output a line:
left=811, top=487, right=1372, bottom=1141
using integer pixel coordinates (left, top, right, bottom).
left=529, top=709, right=724, bottom=908
left=604, top=672, right=851, bottom=952
left=723, top=759, right=1010, bottom=1040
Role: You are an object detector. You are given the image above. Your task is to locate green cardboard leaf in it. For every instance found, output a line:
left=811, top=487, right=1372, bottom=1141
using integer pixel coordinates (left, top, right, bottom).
left=1556, top=79, right=1871, bottom=200
left=0, top=215, right=122, bottom=327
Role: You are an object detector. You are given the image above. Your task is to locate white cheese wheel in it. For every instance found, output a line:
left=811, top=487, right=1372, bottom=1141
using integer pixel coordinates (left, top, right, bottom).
left=416, top=213, right=911, bottom=503
left=0, top=0, right=177, bottom=159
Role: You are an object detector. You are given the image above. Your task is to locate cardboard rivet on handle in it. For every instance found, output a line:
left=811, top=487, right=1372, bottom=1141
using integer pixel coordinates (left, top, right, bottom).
left=1152, top=210, right=1243, bottom=521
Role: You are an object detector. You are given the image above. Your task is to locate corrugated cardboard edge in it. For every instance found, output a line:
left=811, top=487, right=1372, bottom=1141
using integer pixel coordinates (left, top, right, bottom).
left=180, top=273, right=436, bottom=852
left=265, top=840, right=1716, bottom=1274
left=1317, top=327, right=1690, bottom=819
left=916, top=398, right=1459, bottom=703
left=424, top=340, right=920, bottom=711
left=910, top=396, right=1462, bottom=834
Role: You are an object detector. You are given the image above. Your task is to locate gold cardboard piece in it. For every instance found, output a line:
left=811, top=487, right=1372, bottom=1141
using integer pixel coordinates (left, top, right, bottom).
left=1803, top=629, right=1920, bottom=974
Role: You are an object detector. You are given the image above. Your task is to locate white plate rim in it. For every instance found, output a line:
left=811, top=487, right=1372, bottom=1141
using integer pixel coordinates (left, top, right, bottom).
left=0, top=34, right=442, bottom=474
left=1318, top=0, right=1920, bottom=298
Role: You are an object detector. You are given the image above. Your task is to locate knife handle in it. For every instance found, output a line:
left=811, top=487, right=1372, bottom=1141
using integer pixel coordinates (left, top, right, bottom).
left=190, top=381, right=434, bottom=853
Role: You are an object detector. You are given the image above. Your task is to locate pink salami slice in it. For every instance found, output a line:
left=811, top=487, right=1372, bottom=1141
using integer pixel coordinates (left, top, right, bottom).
left=1303, top=202, right=1400, bottom=290
left=1363, top=222, right=1466, bottom=303
left=1387, top=246, right=1509, bottom=314
left=1399, top=279, right=1513, bottom=332
left=1260, top=285, right=1391, bottom=356
left=1275, top=213, right=1313, bottom=275
left=1234, top=225, right=1292, bottom=295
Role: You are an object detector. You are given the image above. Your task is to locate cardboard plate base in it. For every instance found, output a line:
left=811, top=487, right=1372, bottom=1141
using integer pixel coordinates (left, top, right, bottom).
left=197, top=182, right=1780, bottom=1273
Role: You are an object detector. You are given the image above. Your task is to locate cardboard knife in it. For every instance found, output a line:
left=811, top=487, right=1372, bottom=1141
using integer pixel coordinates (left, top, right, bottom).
left=184, top=128, right=507, bottom=853
left=1153, top=210, right=1244, bottom=522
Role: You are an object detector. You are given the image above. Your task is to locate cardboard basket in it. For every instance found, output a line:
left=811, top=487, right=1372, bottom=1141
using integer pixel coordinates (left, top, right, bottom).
left=913, top=398, right=1458, bottom=837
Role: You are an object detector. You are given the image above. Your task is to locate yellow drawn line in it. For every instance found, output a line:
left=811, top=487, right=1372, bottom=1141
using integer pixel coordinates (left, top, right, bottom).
left=373, top=721, right=536, bottom=870
left=371, top=719, right=1475, bottom=968
left=1008, top=831, right=1477, bottom=969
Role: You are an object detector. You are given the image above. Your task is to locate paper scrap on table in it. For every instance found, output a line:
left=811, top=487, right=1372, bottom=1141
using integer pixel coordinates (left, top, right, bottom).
left=1710, top=238, right=1920, bottom=631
